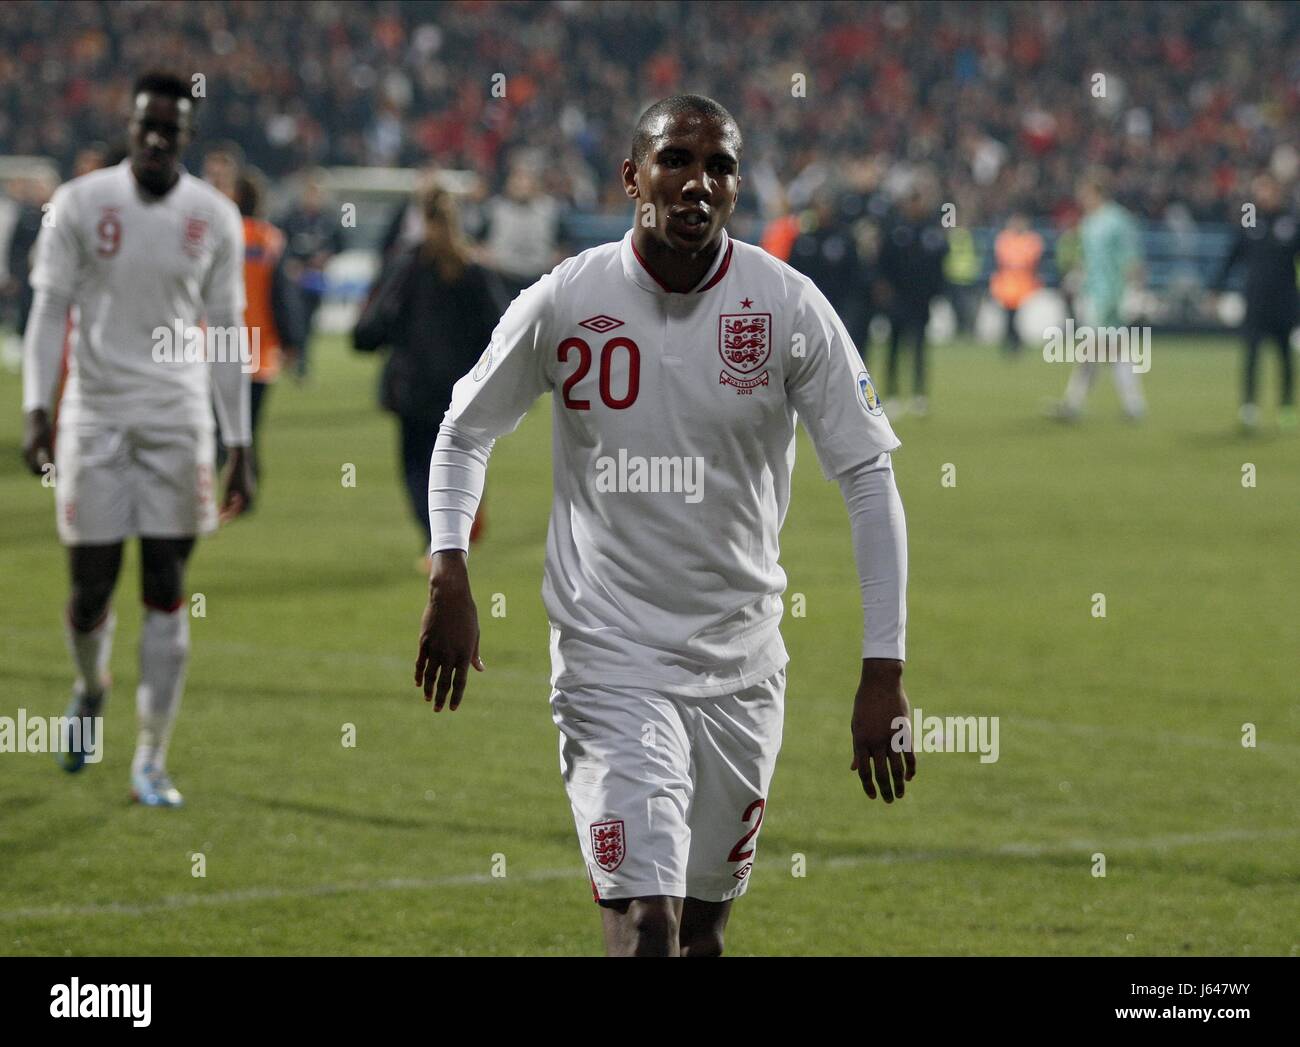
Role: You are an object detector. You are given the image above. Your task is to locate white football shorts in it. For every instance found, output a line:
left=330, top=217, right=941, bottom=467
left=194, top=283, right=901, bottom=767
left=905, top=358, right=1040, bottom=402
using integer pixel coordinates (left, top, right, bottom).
left=54, top=420, right=218, bottom=544
left=551, top=667, right=785, bottom=903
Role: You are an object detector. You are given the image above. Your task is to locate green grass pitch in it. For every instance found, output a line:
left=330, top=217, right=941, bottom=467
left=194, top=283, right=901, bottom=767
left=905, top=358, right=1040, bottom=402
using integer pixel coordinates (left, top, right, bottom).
left=0, top=332, right=1296, bottom=956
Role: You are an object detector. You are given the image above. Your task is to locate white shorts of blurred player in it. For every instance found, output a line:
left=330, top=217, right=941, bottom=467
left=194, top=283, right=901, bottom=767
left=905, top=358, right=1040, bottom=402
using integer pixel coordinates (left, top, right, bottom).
left=54, top=421, right=217, bottom=545
left=552, top=668, right=784, bottom=904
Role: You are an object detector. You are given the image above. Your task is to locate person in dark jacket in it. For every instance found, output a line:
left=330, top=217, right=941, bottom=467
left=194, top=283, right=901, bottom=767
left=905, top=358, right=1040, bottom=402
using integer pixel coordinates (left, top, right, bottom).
left=354, top=184, right=501, bottom=565
left=788, top=189, right=864, bottom=348
left=1216, top=172, right=1299, bottom=430
left=876, top=183, right=949, bottom=416
left=279, top=173, right=344, bottom=378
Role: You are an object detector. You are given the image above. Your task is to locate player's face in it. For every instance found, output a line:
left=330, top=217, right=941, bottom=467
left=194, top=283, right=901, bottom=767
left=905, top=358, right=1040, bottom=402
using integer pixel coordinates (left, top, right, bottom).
left=129, top=93, right=191, bottom=195
left=626, top=114, right=740, bottom=256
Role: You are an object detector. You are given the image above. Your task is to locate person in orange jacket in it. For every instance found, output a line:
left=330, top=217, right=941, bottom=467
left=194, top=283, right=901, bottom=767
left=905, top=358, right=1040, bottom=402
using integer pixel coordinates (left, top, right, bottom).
left=235, top=171, right=305, bottom=479
left=990, top=212, right=1043, bottom=354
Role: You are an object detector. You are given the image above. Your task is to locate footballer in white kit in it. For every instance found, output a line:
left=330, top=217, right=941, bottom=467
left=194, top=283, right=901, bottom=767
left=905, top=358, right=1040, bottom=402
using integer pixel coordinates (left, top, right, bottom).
left=21, top=72, right=254, bottom=807
left=416, top=96, right=915, bottom=956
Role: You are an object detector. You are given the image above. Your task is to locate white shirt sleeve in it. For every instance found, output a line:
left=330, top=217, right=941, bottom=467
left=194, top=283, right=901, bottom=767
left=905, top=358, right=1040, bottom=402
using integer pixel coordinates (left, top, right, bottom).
left=28, top=183, right=84, bottom=299
left=22, top=288, right=71, bottom=414
left=441, top=267, right=558, bottom=442
left=202, top=199, right=248, bottom=320
left=22, top=184, right=83, bottom=412
left=427, top=266, right=559, bottom=550
left=204, top=201, right=251, bottom=446
left=786, top=276, right=900, bottom=480
left=838, top=452, right=908, bottom=661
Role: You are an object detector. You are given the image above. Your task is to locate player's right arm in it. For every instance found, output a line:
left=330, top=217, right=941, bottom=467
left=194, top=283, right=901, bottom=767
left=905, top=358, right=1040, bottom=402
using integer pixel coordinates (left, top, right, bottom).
left=414, top=267, right=559, bottom=711
left=20, top=183, right=83, bottom=475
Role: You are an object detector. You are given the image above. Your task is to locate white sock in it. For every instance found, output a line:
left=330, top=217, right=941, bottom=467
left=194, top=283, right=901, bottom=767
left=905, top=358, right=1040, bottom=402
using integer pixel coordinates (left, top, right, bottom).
left=133, top=606, right=189, bottom=775
left=65, top=609, right=116, bottom=697
left=1064, top=360, right=1097, bottom=410
left=1112, top=362, right=1146, bottom=416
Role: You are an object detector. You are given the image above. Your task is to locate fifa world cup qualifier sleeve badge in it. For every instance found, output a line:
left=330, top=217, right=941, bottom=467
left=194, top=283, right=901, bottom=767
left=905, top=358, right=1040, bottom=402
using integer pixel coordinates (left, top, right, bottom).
left=856, top=370, right=884, bottom=415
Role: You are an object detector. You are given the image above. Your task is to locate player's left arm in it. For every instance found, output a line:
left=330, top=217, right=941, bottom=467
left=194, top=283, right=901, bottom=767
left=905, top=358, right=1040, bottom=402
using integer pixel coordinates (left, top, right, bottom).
left=786, top=278, right=914, bottom=803
left=21, top=182, right=83, bottom=475
left=203, top=200, right=254, bottom=521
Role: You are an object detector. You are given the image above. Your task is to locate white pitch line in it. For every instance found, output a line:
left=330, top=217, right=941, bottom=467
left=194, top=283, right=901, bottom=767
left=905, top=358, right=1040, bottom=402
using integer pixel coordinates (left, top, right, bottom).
left=3, top=827, right=1296, bottom=923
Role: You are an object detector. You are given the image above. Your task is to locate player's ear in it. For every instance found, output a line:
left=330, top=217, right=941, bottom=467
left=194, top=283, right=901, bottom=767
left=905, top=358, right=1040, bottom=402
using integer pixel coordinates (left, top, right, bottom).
left=621, top=158, right=639, bottom=201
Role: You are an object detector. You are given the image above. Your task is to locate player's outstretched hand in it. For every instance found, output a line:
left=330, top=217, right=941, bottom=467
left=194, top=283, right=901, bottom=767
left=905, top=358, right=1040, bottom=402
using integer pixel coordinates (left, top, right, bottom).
left=219, top=446, right=257, bottom=523
left=850, top=658, right=916, bottom=803
left=21, top=409, right=53, bottom=476
left=415, top=550, right=485, bottom=712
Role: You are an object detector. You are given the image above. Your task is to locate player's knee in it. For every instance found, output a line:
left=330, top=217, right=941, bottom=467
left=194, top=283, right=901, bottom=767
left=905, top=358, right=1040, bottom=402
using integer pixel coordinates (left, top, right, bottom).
left=141, top=574, right=183, bottom=610
left=679, top=928, right=725, bottom=957
left=627, top=900, right=679, bottom=955
left=140, top=559, right=184, bottom=610
left=68, top=584, right=114, bottom=631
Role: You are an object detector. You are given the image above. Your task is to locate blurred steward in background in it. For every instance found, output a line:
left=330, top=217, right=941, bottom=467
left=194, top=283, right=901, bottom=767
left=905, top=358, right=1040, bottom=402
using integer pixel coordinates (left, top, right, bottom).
left=990, top=212, right=1043, bottom=355
left=482, top=161, right=561, bottom=301
left=876, top=177, right=948, bottom=416
left=202, top=141, right=244, bottom=202
left=760, top=191, right=800, bottom=263
left=277, top=171, right=344, bottom=380
left=1214, top=172, right=1299, bottom=431
left=944, top=221, right=981, bottom=338
left=353, top=184, right=499, bottom=568
left=1050, top=169, right=1146, bottom=422
left=4, top=172, right=56, bottom=342
left=235, top=170, right=306, bottom=479
left=788, top=187, right=862, bottom=349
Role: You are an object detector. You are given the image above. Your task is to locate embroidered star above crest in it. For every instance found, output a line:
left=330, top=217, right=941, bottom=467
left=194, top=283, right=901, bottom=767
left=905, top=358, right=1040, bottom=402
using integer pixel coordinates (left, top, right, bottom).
left=740, top=297, right=754, bottom=309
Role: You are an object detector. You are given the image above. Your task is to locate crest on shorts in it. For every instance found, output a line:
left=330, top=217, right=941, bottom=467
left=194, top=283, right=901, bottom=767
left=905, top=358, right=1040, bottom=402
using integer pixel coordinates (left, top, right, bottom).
left=718, top=312, right=771, bottom=393
left=183, top=216, right=208, bottom=258
left=590, top=819, right=626, bottom=873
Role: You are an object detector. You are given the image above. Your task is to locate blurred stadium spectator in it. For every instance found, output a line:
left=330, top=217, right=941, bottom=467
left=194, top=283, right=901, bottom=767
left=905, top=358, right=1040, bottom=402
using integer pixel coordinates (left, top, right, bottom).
left=2, top=0, right=1298, bottom=345
left=1, top=0, right=1295, bottom=224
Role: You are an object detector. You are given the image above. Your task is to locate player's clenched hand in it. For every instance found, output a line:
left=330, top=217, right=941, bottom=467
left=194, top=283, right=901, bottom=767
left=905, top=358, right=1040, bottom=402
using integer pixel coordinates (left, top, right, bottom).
left=850, top=658, right=915, bottom=803
left=219, top=446, right=257, bottom=523
left=21, top=409, right=53, bottom=476
left=414, top=551, right=485, bottom=712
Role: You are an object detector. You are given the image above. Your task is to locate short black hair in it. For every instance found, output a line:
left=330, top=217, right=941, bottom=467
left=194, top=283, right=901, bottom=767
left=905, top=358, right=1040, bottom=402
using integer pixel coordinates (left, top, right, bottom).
left=131, top=71, right=198, bottom=108
left=235, top=170, right=263, bottom=218
left=631, top=94, right=742, bottom=168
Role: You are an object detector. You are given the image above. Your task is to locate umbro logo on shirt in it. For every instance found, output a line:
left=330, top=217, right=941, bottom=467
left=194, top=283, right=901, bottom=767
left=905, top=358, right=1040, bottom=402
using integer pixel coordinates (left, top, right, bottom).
left=578, top=314, right=624, bottom=333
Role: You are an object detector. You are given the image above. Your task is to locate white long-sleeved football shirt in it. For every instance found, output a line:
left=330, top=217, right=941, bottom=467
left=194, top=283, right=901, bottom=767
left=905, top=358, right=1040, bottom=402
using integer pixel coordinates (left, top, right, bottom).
left=431, top=227, right=904, bottom=697
left=23, top=160, right=249, bottom=444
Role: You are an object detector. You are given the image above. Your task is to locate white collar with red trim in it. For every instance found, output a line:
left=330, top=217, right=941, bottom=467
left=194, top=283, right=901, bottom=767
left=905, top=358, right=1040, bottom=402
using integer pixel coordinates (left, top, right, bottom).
left=620, top=227, right=733, bottom=296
